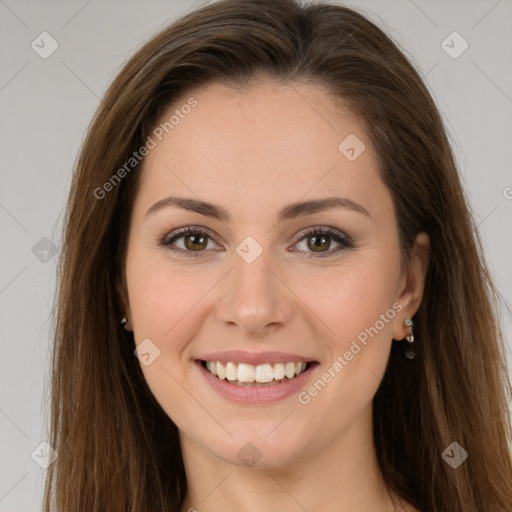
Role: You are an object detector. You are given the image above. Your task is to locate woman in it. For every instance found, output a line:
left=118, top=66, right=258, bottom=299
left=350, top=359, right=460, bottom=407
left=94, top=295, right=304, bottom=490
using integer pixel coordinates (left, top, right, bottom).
left=43, top=0, right=512, bottom=511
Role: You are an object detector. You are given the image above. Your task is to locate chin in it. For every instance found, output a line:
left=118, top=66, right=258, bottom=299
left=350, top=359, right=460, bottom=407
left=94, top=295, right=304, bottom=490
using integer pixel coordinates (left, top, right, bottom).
left=190, top=420, right=313, bottom=469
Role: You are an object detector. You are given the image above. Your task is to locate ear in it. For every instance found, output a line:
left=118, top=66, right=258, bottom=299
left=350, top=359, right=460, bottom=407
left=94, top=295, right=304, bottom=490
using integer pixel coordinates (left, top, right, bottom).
left=116, top=276, right=133, bottom=332
left=393, top=232, right=430, bottom=340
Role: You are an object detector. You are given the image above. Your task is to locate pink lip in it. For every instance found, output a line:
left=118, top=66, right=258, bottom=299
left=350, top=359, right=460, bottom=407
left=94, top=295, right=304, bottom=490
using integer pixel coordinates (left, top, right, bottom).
left=195, top=360, right=319, bottom=405
left=195, top=350, right=317, bottom=366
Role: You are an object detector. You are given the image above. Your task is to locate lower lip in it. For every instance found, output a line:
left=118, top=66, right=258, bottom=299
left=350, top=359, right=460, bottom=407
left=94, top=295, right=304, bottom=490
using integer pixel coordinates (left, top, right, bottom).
left=195, top=360, right=318, bottom=404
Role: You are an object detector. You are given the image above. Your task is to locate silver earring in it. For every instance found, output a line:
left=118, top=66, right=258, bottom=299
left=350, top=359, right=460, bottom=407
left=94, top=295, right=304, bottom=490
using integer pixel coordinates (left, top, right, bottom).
left=404, top=317, right=414, bottom=343
left=121, top=316, right=127, bottom=326
left=403, top=317, right=415, bottom=359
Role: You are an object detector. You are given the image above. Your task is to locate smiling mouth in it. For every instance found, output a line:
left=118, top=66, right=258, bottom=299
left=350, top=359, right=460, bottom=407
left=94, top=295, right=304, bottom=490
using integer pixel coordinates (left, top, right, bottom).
left=199, top=360, right=317, bottom=387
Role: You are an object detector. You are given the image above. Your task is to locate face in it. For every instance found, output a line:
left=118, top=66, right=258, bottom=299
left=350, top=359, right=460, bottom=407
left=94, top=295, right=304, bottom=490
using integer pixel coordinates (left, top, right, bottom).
left=122, top=78, right=427, bottom=468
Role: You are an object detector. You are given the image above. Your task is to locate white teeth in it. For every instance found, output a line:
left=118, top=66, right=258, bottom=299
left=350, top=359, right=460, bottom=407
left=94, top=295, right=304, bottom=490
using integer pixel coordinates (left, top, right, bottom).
left=255, top=364, right=274, bottom=383
left=237, top=363, right=255, bottom=383
left=285, top=362, right=296, bottom=378
left=273, top=363, right=285, bottom=380
left=203, top=360, right=309, bottom=383
left=225, top=362, right=237, bottom=381
left=216, top=361, right=225, bottom=380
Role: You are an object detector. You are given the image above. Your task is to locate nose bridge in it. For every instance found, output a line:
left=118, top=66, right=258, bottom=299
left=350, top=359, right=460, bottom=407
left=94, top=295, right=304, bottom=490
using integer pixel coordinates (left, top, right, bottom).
left=215, top=245, right=291, bottom=334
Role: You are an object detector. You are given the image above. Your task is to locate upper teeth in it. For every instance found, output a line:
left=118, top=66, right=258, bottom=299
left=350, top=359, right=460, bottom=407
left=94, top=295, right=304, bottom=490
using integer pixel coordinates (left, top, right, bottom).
left=205, top=361, right=307, bottom=383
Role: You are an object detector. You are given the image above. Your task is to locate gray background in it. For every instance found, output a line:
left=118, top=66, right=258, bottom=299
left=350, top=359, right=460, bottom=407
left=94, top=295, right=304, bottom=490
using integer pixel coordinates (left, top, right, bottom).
left=0, top=0, right=511, bottom=510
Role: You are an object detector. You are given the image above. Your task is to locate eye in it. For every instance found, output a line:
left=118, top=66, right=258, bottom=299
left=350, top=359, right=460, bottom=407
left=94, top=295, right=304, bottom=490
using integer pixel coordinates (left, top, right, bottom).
left=160, top=225, right=353, bottom=258
left=291, top=226, right=353, bottom=258
left=160, top=226, right=220, bottom=257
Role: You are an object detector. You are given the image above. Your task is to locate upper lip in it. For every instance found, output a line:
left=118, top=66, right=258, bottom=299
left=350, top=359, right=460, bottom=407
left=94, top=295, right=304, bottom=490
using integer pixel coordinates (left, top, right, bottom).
left=195, top=350, right=318, bottom=366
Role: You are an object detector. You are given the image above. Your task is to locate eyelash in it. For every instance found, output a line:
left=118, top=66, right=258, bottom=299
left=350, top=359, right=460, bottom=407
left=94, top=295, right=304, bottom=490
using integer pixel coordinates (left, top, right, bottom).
left=159, top=225, right=353, bottom=259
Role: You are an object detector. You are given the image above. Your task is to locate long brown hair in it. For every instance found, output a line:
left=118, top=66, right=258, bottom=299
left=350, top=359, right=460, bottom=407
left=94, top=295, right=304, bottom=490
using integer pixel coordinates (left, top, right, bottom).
left=43, top=0, right=512, bottom=510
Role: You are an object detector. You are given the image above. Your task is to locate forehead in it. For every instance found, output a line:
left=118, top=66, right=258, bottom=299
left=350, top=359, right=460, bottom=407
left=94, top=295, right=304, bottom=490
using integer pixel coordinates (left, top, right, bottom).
left=155, top=79, right=365, bottom=163
left=132, top=79, right=389, bottom=223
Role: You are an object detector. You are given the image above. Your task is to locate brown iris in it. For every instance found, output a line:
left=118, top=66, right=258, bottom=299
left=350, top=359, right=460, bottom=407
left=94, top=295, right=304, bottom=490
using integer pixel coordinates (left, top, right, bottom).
left=308, top=234, right=331, bottom=252
left=184, top=233, right=208, bottom=251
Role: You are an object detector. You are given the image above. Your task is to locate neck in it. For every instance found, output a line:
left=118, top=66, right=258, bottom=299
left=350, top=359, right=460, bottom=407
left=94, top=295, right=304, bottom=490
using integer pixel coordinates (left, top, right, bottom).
left=179, top=403, right=406, bottom=512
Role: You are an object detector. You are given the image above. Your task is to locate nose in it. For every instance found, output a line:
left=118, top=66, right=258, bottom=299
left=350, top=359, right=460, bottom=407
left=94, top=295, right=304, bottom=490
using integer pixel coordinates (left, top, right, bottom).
left=214, top=249, right=293, bottom=337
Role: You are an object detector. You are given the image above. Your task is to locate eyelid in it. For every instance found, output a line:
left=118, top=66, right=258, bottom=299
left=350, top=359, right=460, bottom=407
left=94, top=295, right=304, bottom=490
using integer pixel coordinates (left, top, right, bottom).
left=166, top=225, right=217, bottom=239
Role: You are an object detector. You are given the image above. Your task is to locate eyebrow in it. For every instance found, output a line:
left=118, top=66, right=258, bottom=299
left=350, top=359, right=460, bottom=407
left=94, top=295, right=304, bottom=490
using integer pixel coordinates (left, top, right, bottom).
left=145, top=195, right=371, bottom=222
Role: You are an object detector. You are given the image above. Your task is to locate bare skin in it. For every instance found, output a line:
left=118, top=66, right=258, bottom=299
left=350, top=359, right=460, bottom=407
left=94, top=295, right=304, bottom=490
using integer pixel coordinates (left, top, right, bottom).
left=121, top=77, right=428, bottom=512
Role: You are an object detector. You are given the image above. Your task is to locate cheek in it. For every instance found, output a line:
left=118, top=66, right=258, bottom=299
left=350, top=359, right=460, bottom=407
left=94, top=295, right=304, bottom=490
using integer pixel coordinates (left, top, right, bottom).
left=125, top=252, right=211, bottom=427
left=302, top=248, right=402, bottom=386
left=302, top=251, right=400, bottom=334
left=290, top=254, right=402, bottom=431
left=126, top=246, right=209, bottom=339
